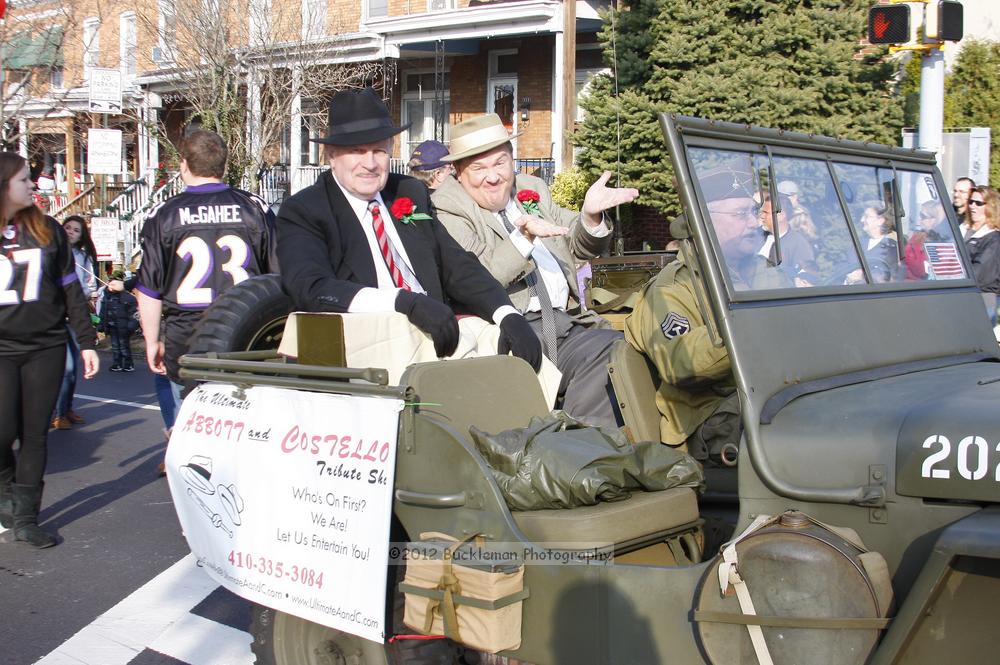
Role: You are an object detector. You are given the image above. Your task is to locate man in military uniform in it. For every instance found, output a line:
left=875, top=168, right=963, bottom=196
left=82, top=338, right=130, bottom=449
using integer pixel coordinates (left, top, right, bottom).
left=625, top=169, right=787, bottom=448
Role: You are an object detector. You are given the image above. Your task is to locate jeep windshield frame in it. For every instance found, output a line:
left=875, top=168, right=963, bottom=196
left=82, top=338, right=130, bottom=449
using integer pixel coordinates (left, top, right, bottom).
left=660, top=114, right=999, bottom=507
left=664, top=118, right=973, bottom=302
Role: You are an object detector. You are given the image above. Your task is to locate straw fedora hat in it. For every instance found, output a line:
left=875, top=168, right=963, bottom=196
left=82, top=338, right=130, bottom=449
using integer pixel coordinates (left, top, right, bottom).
left=441, top=114, right=522, bottom=163
left=312, top=88, right=410, bottom=146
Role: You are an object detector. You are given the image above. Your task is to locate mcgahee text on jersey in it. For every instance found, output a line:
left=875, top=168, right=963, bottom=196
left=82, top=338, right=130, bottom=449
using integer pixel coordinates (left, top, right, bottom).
left=179, top=204, right=245, bottom=226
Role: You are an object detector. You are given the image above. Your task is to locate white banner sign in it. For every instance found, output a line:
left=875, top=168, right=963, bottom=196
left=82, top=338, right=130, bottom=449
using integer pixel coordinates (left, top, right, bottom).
left=88, top=68, right=123, bottom=113
left=166, top=384, right=403, bottom=642
left=89, top=217, right=120, bottom=262
left=87, top=128, right=123, bottom=175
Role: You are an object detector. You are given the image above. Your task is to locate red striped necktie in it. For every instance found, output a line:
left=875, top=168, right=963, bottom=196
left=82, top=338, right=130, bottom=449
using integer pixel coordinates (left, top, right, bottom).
left=369, top=201, right=411, bottom=291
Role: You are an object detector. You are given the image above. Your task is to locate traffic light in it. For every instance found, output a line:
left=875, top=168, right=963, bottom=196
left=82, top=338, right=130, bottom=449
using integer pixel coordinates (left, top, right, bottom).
left=927, top=0, right=964, bottom=41
left=868, top=4, right=911, bottom=44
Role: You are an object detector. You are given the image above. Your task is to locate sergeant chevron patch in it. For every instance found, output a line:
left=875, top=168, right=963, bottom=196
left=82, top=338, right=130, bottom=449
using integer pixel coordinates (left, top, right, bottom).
left=660, top=312, right=690, bottom=339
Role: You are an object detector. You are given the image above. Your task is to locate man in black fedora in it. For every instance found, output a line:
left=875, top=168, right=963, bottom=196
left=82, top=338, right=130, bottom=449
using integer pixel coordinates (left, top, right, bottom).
left=276, top=88, right=540, bottom=367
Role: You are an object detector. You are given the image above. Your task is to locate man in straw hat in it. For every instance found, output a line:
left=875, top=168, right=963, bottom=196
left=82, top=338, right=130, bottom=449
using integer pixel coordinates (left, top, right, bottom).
left=276, top=89, right=540, bottom=369
left=432, top=113, right=639, bottom=429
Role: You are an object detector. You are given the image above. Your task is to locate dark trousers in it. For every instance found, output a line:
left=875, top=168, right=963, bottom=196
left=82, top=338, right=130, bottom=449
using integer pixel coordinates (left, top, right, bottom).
left=109, top=326, right=133, bottom=367
left=527, top=310, right=623, bottom=429
left=0, top=345, right=66, bottom=485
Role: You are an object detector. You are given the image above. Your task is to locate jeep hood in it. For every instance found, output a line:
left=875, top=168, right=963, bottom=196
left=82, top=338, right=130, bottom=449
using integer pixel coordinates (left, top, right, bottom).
left=759, top=361, right=1000, bottom=505
left=896, top=371, right=1000, bottom=503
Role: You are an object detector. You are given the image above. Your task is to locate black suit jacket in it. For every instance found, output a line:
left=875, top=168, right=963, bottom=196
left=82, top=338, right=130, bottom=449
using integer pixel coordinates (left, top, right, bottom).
left=277, top=171, right=513, bottom=320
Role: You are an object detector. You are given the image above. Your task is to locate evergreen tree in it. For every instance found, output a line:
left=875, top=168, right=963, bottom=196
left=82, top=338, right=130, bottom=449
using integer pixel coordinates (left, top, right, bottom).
left=943, top=40, right=1000, bottom=189
left=577, top=0, right=903, bottom=217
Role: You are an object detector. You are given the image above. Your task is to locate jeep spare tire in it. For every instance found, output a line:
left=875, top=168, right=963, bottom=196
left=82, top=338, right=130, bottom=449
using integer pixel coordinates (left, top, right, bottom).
left=187, top=274, right=292, bottom=354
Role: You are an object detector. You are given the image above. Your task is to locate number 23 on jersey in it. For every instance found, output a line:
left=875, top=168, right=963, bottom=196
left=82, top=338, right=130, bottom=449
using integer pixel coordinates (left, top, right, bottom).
left=175, top=234, right=251, bottom=307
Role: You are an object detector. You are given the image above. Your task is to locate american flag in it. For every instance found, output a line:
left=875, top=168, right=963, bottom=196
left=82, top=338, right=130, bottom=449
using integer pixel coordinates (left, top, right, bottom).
left=925, top=242, right=965, bottom=279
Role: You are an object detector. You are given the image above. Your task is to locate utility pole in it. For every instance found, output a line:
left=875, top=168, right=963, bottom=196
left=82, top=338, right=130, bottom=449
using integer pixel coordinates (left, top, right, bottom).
left=560, top=0, right=576, bottom=170
left=918, top=46, right=945, bottom=155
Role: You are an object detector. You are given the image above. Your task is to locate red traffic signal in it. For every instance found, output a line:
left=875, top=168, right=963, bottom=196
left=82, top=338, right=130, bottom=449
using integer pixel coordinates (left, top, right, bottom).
left=868, top=5, right=911, bottom=44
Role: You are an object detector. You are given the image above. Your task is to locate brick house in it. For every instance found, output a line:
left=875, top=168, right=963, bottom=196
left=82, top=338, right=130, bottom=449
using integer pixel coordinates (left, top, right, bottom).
left=2, top=0, right=610, bottom=210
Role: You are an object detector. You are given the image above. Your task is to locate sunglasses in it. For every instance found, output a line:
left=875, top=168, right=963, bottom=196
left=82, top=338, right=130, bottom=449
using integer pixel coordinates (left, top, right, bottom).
left=969, top=200, right=986, bottom=207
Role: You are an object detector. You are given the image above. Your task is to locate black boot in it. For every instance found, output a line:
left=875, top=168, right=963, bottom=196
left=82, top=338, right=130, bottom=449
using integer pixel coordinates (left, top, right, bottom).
left=0, top=467, right=13, bottom=529
left=11, top=483, right=57, bottom=548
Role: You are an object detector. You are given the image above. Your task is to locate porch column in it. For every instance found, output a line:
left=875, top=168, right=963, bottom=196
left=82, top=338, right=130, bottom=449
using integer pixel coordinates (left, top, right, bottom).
left=248, top=68, right=263, bottom=188
left=552, top=16, right=566, bottom=174
left=138, top=91, right=155, bottom=180
left=18, top=118, right=28, bottom=158
left=147, top=93, right=161, bottom=180
left=289, top=66, right=303, bottom=194
left=66, top=118, right=77, bottom=198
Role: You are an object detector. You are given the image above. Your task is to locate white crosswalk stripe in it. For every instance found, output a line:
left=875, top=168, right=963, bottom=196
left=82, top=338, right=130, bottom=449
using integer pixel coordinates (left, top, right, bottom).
left=35, top=555, right=253, bottom=665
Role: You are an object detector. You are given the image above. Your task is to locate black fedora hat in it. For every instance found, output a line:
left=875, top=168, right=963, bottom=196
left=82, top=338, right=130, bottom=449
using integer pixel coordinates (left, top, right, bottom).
left=312, top=88, right=410, bottom=146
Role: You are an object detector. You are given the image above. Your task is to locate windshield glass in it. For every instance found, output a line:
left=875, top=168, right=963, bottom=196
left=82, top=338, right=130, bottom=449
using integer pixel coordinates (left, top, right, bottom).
left=688, top=147, right=967, bottom=293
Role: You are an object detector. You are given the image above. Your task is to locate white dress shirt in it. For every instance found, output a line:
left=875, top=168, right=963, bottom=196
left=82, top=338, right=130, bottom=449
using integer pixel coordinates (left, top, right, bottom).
left=502, top=200, right=609, bottom=312
left=342, top=176, right=515, bottom=325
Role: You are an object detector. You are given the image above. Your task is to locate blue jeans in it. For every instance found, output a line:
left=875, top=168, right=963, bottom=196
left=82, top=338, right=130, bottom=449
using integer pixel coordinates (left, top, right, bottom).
left=109, top=326, right=133, bottom=367
left=54, top=327, right=80, bottom=418
left=155, top=374, right=183, bottom=430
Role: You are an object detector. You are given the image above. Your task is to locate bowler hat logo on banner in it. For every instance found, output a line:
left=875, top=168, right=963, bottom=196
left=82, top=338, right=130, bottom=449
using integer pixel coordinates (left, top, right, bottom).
left=312, top=88, right=411, bottom=146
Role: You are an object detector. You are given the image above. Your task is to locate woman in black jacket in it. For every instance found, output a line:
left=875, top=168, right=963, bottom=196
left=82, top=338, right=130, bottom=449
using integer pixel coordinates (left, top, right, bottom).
left=965, top=187, right=1000, bottom=325
left=0, top=153, right=99, bottom=548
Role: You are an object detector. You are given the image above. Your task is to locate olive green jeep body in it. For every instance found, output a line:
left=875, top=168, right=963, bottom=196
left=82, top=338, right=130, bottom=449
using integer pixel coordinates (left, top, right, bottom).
left=179, top=115, right=1000, bottom=665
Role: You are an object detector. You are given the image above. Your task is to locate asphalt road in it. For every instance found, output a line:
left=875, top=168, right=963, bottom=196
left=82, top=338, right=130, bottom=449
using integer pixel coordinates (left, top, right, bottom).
left=0, top=349, right=256, bottom=665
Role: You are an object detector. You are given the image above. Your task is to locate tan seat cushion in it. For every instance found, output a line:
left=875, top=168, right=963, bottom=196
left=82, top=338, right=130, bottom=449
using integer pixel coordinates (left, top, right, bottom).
left=278, top=312, right=562, bottom=407
left=511, top=487, right=699, bottom=549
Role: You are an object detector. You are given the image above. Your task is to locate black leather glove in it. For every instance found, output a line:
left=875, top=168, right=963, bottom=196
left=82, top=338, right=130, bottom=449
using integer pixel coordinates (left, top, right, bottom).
left=497, top=314, right=542, bottom=372
left=395, top=290, right=460, bottom=358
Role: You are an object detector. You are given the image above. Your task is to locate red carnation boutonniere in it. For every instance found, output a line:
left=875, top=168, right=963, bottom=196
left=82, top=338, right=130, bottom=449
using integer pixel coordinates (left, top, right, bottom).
left=390, top=197, right=433, bottom=225
left=516, top=189, right=541, bottom=216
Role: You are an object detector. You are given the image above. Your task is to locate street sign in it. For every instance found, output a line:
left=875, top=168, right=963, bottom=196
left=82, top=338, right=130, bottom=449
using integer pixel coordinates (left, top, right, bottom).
left=90, top=217, right=121, bottom=262
left=88, top=68, right=123, bottom=114
left=87, top=128, right=123, bottom=175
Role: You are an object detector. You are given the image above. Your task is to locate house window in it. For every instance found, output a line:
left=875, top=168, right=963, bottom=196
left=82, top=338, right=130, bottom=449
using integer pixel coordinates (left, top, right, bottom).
left=366, top=0, right=387, bottom=19
left=302, top=0, right=327, bottom=38
left=83, top=18, right=100, bottom=79
left=299, top=100, right=327, bottom=165
left=427, top=0, right=455, bottom=10
left=402, top=70, right=450, bottom=151
left=50, top=67, right=64, bottom=90
left=120, top=13, right=137, bottom=77
left=158, top=0, right=177, bottom=60
left=489, top=50, right=517, bottom=78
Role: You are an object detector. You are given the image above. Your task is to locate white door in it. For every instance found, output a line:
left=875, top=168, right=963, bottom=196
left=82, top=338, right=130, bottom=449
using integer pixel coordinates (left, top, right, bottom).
left=487, top=77, right=517, bottom=156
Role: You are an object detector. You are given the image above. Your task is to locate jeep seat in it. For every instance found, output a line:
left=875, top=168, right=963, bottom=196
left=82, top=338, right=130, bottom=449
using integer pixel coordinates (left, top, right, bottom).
left=607, top=339, right=662, bottom=446
left=402, top=355, right=701, bottom=554
left=510, top=487, right=699, bottom=551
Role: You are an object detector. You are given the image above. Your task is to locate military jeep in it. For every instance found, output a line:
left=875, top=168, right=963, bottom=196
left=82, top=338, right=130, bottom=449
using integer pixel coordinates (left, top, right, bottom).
left=177, top=114, right=1000, bottom=665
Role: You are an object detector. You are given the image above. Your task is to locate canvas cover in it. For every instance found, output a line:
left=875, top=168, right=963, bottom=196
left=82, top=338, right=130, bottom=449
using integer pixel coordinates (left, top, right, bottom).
left=471, top=412, right=704, bottom=511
